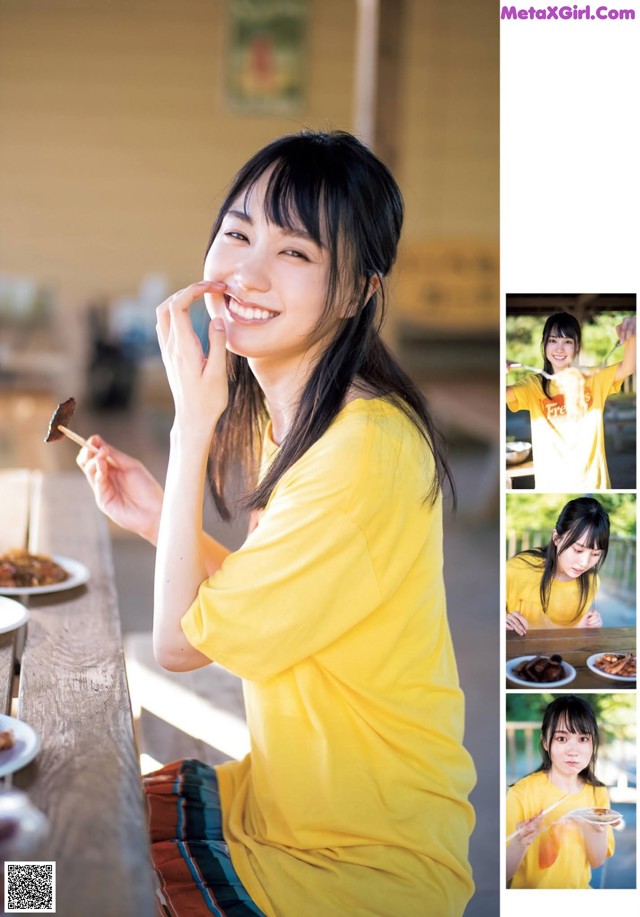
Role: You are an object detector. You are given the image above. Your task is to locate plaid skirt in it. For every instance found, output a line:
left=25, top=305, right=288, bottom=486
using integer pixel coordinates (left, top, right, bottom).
left=143, top=759, right=267, bottom=917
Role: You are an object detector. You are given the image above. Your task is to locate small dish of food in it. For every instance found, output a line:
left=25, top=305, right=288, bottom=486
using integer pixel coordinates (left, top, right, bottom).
left=0, top=715, right=40, bottom=778
left=0, top=550, right=89, bottom=597
left=568, top=807, right=623, bottom=826
left=506, top=654, right=576, bottom=688
left=586, top=652, right=636, bottom=683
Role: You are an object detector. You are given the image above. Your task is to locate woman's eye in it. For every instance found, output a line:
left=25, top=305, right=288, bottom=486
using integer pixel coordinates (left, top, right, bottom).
left=283, top=249, right=308, bottom=260
left=225, top=231, right=248, bottom=241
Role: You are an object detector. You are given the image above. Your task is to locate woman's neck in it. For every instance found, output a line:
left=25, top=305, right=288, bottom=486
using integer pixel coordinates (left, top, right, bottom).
left=248, top=347, right=325, bottom=445
left=249, top=353, right=375, bottom=446
left=546, top=766, right=585, bottom=794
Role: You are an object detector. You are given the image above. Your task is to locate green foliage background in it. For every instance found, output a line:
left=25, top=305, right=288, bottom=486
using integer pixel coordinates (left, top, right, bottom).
left=506, top=492, right=636, bottom=539
left=506, top=693, right=636, bottom=749
left=506, top=312, right=629, bottom=374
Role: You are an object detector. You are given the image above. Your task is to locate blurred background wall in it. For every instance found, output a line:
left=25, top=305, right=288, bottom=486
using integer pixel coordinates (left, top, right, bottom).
left=0, top=0, right=497, bottom=397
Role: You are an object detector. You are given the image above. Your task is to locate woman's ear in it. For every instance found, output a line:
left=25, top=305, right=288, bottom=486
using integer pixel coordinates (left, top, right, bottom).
left=366, top=273, right=381, bottom=304
left=339, top=274, right=381, bottom=319
left=552, top=528, right=560, bottom=547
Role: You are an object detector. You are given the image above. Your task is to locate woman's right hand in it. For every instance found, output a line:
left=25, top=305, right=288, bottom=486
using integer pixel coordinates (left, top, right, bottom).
left=514, top=813, right=544, bottom=848
left=76, top=435, right=164, bottom=544
left=506, top=611, right=528, bottom=636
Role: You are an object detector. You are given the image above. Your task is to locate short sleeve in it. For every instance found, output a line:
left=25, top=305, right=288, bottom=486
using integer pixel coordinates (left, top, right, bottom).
left=506, top=785, right=526, bottom=838
left=507, top=375, right=540, bottom=413
left=181, top=461, right=382, bottom=681
left=592, top=363, right=623, bottom=402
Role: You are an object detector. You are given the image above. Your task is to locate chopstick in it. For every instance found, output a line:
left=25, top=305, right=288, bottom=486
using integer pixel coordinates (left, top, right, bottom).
left=507, top=362, right=554, bottom=380
left=599, top=340, right=621, bottom=368
left=57, top=425, right=118, bottom=468
left=505, top=795, right=568, bottom=843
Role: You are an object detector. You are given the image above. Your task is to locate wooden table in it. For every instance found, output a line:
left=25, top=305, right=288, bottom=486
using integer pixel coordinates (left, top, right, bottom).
left=505, top=458, right=535, bottom=487
left=0, top=470, right=156, bottom=916
left=506, top=626, right=636, bottom=689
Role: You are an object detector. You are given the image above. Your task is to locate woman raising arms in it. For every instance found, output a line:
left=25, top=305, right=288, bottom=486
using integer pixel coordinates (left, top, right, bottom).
left=506, top=310, right=635, bottom=491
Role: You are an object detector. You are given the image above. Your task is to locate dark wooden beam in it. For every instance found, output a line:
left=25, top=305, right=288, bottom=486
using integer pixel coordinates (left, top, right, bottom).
left=374, top=0, right=407, bottom=172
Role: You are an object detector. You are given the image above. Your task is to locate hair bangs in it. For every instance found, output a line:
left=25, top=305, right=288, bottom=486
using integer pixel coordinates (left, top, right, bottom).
left=542, top=311, right=581, bottom=347
left=554, top=711, right=595, bottom=742
left=261, top=157, right=327, bottom=248
left=557, top=497, right=610, bottom=563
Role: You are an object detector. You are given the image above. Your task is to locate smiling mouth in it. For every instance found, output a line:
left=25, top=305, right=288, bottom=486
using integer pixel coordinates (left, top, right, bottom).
left=224, top=294, right=279, bottom=323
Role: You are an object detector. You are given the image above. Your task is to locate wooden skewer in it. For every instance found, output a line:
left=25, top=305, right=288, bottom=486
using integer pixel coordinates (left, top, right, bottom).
left=57, top=425, right=118, bottom=468
left=505, top=795, right=568, bottom=843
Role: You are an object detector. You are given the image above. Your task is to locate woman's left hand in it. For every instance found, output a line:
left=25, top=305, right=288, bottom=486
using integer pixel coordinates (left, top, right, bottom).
left=156, top=280, right=228, bottom=442
left=582, top=610, right=602, bottom=628
left=616, top=315, right=636, bottom=343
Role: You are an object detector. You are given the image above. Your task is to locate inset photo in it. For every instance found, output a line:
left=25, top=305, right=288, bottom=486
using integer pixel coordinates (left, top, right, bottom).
left=505, top=492, right=636, bottom=689
left=506, top=693, right=636, bottom=889
left=505, top=294, right=636, bottom=491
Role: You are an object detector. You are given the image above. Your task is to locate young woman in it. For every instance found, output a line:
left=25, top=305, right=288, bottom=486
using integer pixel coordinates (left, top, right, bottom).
left=506, top=695, right=616, bottom=888
left=505, top=496, right=609, bottom=634
left=78, top=131, right=476, bottom=917
left=506, top=310, right=636, bottom=491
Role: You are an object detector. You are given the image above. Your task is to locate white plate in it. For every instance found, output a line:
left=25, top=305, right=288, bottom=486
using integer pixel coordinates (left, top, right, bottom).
left=0, top=715, right=40, bottom=778
left=586, top=653, right=636, bottom=683
left=506, top=655, right=576, bottom=688
left=0, top=596, right=30, bottom=634
left=0, top=555, right=90, bottom=596
left=569, top=807, right=623, bottom=826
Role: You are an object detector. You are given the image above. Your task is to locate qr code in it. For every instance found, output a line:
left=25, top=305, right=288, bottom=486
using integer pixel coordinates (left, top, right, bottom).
left=4, top=862, right=56, bottom=913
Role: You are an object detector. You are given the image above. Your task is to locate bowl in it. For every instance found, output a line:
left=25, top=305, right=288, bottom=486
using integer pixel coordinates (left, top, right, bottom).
left=506, top=655, right=576, bottom=688
left=506, top=441, right=532, bottom=466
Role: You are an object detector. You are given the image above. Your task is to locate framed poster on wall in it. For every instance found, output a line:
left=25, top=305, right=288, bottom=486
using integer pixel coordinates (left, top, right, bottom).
left=225, top=0, right=309, bottom=115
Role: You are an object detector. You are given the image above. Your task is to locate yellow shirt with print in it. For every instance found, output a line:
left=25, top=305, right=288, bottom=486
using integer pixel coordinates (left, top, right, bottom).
left=507, top=363, right=623, bottom=490
left=506, top=554, right=598, bottom=628
left=507, top=771, right=614, bottom=888
left=182, top=398, right=476, bottom=917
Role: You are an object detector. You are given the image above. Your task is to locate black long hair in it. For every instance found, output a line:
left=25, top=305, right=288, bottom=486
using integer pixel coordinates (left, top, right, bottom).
left=534, top=695, right=604, bottom=786
left=205, top=130, right=454, bottom=519
left=540, top=311, right=582, bottom=397
left=518, top=497, right=609, bottom=622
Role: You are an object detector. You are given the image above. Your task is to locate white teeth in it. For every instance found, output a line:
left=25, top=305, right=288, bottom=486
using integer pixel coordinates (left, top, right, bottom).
left=227, top=297, right=275, bottom=321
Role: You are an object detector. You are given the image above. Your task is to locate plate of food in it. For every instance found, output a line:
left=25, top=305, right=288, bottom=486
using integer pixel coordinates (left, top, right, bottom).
left=568, top=807, right=623, bottom=826
left=0, top=596, right=30, bottom=635
left=0, top=715, right=40, bottom=778
left=586, top=652, right=636, bottom=682
left=0, top=550, right=90, bottom=596
left=506, top=654, right=576, bottom=687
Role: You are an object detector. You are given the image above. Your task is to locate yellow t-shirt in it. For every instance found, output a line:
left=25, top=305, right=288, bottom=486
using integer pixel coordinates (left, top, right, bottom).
left=507, top=771, right=614, bottom=888
left=506, top=554, right=598, bottom=627
left=182, top=398, right=476, bottom=917
left=507, top=363, right=622, bottom=490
